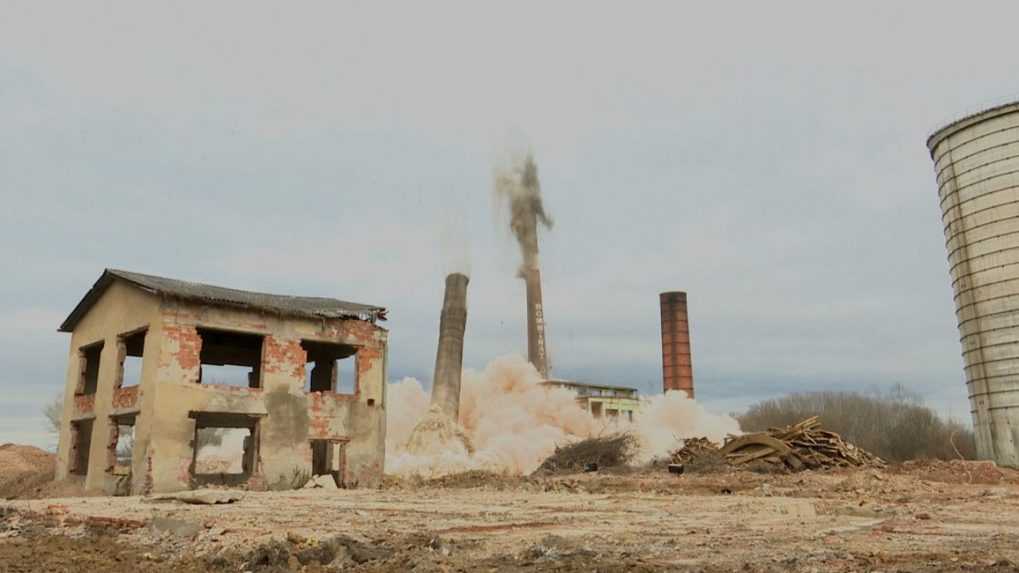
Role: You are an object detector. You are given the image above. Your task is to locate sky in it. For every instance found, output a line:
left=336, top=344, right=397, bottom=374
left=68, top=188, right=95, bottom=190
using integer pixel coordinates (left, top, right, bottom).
left=4, top=1, right=1019, bottom=449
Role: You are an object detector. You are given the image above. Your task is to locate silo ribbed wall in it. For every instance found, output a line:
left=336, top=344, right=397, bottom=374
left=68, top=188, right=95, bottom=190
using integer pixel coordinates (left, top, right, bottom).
left=929, top=101, right=1019, bottom=468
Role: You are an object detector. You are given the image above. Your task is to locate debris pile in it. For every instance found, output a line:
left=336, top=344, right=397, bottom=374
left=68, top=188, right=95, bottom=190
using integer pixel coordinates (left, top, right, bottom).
left=670, top=417, right=884, bottom=472
left=533, top=433, right=637, bottom=475
left=669, top=437, right=721, bottom=465
left=405, top=405, right=474, bottom=456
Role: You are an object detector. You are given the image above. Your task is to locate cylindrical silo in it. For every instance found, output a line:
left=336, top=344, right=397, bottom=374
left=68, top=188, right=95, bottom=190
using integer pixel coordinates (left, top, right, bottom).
left=928, top=101, right=1019, bottom=468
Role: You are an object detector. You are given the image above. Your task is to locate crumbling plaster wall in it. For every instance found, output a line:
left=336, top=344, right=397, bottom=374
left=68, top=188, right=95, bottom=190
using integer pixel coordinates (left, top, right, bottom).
left=148, top=299, right=387, bottom=493
left=55, top=282, right=162, bottom=494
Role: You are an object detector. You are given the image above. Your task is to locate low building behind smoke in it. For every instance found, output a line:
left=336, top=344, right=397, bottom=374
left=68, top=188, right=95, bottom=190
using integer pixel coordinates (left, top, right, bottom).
left=55, top=269, right=389, bottom=495
left=540, top=379, right=640, bottom=422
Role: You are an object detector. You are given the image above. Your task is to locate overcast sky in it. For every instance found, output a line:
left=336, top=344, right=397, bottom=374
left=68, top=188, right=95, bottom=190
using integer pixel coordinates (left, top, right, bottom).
left=4, top=2, right=1019, bottom=448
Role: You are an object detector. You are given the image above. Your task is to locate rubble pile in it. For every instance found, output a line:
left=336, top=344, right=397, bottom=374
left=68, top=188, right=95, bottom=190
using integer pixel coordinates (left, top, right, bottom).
left=670, top=417, right=884, bottom=472
left=404, top=405, right=474, bottom=456
left=669, top=437, right=720, bottom=465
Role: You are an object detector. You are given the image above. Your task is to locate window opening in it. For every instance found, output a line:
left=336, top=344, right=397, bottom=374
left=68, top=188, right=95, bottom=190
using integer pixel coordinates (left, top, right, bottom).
left=117, top=329, right=146, bottom=388
left=77, top=342, right=104, bottom=395
left=108, top=415, right=135, bottom=476
left=190, top=412, right=260, bottom=486
left=69, top=419, right=94, bottom=475
left=310, top=439, right=346, bottom=487
left=197, top=328, right=263, bottom=388
left=301, top=340, right=358, bottom=394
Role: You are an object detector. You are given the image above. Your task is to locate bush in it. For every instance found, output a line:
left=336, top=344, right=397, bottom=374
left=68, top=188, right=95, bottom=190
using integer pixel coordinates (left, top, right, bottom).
left=533, top=433, right=637, bottom=475
left=737, top=387, right=976, bottom=462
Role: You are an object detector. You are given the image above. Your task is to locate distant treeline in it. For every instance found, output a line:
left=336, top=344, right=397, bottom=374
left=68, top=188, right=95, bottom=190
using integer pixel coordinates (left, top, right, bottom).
left=737, top=387, right=976, bottom=462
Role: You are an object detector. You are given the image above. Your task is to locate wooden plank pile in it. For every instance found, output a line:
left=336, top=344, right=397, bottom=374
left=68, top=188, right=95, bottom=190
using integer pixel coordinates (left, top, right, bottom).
left=669, top=437, right=720, bottom=465
left=669, top=416, right=884, bottom=471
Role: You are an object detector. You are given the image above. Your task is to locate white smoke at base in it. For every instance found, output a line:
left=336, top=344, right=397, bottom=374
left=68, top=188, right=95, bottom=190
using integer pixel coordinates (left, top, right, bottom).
left=385, top=354, right=740, bottom=477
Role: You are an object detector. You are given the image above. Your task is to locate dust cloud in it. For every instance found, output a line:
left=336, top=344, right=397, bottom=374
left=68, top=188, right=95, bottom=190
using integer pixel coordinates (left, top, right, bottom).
left=386, top=354, right=740, bottom=477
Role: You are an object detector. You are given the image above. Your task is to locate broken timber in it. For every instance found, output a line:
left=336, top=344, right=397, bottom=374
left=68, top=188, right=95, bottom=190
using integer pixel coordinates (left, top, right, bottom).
left=669, top=416, right=884, bottom=471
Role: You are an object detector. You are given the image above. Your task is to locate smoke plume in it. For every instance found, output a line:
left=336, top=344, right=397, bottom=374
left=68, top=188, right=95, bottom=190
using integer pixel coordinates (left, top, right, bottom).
left=493, top=153, right=553, bottom=274
left=386, top=355, right=740, bottom=477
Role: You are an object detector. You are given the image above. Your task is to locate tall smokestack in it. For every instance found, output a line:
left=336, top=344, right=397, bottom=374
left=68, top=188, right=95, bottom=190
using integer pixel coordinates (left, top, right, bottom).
left=494, top=153, right=553, bottom=380
left=525, top=267, right=549, bottom=380
left=431, top=273, right=469, bottom=419
left=660, top=291, right=694, bottom=398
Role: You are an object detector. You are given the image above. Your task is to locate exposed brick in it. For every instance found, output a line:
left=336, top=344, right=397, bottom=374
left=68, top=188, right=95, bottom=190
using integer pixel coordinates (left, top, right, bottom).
left=162, top=324, right=202, bottom=376
left=307, top=393, right=353, bottom=439
left=262, top=336, right=305, bottom=379
left=357, top=345, right=382, bottom=377
left=74, top=394, right=95, bottom=414
left=112, top=386, right=139, bottom=409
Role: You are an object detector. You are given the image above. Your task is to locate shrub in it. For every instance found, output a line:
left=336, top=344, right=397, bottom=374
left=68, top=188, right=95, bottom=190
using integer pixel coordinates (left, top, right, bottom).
left=533, top=433, right=637, bottom=475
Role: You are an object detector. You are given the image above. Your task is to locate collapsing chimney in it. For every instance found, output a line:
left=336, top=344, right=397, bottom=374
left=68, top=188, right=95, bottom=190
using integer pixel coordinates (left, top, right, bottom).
left=660, top=291, right=694, bottom=398
left=431, top=273, right=469, bottom=419
left=494, top=154, right=552, bottom=380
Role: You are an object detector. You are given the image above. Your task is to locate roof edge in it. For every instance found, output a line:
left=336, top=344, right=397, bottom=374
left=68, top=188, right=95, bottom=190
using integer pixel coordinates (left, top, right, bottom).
left=540, top=379, right=640, bottom=393
left=58, top=269, right=119, bottom=332
left=59, top=269, right=388, bottom=333
left=927, top=99, right=1019, bottom=154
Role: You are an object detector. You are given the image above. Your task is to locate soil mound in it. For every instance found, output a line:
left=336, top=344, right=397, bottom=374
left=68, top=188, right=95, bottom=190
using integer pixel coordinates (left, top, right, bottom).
left=0, top=443, right=56, bottom=499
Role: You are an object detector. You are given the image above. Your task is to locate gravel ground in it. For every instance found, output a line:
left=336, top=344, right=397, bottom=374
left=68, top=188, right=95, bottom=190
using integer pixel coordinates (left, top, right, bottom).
left=2, top=462, right=1019, bottom=572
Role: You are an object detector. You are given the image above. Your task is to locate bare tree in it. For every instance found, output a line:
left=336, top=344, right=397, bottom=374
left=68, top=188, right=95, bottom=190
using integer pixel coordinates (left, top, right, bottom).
left=43, top=393, right=62, bottom=434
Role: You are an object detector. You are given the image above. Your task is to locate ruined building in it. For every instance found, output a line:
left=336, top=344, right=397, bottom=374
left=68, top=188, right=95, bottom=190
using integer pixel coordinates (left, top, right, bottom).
left=54, top=269, right=388, bottom=494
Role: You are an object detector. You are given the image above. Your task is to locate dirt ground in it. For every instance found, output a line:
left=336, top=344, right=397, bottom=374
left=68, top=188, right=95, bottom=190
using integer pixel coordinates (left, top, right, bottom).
left=3, top=461, right=1019, bottom=572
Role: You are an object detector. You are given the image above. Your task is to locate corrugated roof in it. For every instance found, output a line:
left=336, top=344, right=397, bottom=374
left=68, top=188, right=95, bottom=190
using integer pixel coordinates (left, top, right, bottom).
left=58, top=269, right=387, bottom=332
left=540, top=379, right=639, bottom=393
